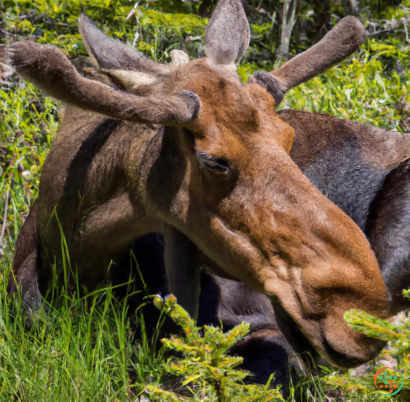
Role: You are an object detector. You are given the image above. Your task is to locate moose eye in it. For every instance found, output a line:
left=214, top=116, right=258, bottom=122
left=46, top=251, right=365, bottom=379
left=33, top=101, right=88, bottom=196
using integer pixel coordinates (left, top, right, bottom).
left=196, top=151, right=231, bottom=175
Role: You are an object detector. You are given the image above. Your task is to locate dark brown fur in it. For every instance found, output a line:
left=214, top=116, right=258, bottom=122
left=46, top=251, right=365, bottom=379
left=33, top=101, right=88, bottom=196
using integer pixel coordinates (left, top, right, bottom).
left=7, top=202, right=41, bottom=319
left=196, top=110, right=410, bottom=390
left=207, top=110, right=410, bottom=386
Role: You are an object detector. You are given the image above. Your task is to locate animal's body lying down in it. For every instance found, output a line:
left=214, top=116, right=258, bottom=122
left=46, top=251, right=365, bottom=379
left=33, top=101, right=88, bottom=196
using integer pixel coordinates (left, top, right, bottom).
left=129, top=233, right=302, bottom=395
left=5, top=0, right=408, bottom=388
left=4, top=7, right=392, bottom=372
left=129, top=109, right=410, bottom=392
left=91, top=109, right=410, bottom=394
left=9, top=108, right=410, bottom=393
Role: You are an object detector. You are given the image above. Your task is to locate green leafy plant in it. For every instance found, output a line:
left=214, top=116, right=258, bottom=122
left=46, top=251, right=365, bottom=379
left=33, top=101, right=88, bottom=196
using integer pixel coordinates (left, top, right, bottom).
left=144, top=295, right=284, bottom=401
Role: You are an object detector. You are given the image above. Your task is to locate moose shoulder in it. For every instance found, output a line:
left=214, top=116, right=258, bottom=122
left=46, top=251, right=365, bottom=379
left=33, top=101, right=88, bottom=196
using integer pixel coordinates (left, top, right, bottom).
left=3, top=0, right=388, bottom=369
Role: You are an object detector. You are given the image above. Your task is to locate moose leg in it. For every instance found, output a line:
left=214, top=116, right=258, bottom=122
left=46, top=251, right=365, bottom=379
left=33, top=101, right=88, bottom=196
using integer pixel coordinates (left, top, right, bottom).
left=211, top=276, right=280, bottom=332
left=7, top=202, right=42, bottom=320
left=366, top=159, right=410, bottom=315
left=164, top=225, right=201, bottom=319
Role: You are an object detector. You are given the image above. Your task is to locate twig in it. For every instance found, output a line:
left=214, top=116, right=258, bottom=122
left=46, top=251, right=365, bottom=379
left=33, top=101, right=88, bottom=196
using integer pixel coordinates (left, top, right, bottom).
left=127, top=1, right=142, bottom=48
left=403, top=18, right=409, bottom=43
left=42, top=21, right=70, bottom=28
left=0, top=187, right=9, bottom=246
left=276, top=0, right=298, bottom=63
left=367, top=20, right=409, bottom=38
left=367, top=27, right=401, bottom=38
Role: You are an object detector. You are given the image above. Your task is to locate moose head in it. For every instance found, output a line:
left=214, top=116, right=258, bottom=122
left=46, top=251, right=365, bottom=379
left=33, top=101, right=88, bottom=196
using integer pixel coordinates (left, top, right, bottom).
left=2, top=0, right=388, bottom=368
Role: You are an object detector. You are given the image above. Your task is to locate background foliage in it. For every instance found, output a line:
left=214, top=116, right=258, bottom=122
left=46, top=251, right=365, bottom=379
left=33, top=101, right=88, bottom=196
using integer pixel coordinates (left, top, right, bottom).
left=0, top=0, right=409, bottom=400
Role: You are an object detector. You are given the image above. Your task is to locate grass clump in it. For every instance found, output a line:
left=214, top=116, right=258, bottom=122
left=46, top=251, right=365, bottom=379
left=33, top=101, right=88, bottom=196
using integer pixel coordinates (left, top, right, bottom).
left=0, top=267, right=166, bottom=400
left=0, top=261, right=287, bottom=401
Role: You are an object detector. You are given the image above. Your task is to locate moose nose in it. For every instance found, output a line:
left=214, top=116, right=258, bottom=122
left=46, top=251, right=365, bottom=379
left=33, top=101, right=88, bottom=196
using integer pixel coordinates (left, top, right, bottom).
left=322, top=337, right=384, bottom=368
left=322, top=310, right=386, bottom=368
left=269, top=280, right=387, bottom=369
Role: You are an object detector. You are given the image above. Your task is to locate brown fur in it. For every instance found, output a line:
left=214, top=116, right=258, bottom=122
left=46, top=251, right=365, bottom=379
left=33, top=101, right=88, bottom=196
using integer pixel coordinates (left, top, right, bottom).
left=78, top=15, right=169, bottom=75
left=230, top=329, right=301, bottom=395
left=3, top=41, right=199, bottom=125
left=206, top=110, right=410, bottom=380
left=5, top=4, right=388, bottom=369
left=280, top=110, right=410, bottom=315
left=7, top=202, right=41, bottom=324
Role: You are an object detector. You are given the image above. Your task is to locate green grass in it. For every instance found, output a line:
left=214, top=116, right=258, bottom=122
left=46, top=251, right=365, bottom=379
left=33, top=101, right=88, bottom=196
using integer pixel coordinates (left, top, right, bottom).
left=0, top=260, right=300, bottom=401
left=2, top=257, right=409, bottom=401
left=0, top=262, right=167, bottom=401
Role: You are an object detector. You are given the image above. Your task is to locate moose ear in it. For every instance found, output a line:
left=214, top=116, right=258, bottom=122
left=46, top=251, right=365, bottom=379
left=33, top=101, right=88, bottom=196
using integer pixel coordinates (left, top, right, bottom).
left=78, top=14, right=167, bottom=75
left=205, top=0, right=250, bottom=67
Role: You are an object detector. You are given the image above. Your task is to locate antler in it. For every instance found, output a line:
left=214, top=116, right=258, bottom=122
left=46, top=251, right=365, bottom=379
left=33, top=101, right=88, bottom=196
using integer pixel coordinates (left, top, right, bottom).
left=250, top=17, right=367, bottom=105
left=78, top=14, right=170, bottom=75
left=2, top=41, right=199, bottom=125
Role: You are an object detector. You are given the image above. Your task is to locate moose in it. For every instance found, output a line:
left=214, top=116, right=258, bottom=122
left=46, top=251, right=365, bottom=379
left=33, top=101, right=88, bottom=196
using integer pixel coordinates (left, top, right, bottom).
left=116, top=106, right=410, bottom=390
left=195, top=109, right=410, bottom=389
left=1, top=0, right=391, bottom=373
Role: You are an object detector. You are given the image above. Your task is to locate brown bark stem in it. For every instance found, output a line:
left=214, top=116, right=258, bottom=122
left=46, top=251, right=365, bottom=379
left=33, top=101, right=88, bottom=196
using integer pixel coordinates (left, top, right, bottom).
left=277, top=0, right=298, bottom=63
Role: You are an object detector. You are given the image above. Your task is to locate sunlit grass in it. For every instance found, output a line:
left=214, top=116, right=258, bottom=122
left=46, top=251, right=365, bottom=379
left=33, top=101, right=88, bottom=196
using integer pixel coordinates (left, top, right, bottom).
left=0, top=257, right=170, bottom=401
